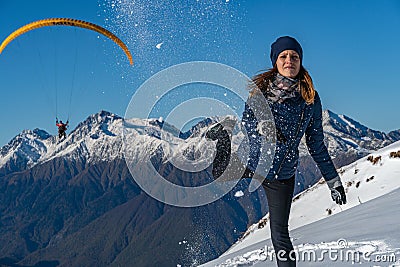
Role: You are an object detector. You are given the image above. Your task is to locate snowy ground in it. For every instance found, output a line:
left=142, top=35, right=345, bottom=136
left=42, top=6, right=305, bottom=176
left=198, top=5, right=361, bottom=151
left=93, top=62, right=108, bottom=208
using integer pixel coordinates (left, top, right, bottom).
left=200, top=141, right=400, bottom=267
left=201, top=187, right=400, bottom=266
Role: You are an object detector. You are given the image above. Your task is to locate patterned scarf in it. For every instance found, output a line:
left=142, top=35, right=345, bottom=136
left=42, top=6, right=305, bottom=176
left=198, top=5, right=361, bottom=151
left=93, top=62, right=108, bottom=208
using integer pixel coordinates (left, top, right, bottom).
left=266, top=73, right=300, bottom=103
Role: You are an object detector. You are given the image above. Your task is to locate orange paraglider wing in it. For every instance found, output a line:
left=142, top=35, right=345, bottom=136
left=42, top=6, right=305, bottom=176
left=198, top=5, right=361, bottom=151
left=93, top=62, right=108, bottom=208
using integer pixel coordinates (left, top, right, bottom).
left=0, top=18, right=133, bottom=65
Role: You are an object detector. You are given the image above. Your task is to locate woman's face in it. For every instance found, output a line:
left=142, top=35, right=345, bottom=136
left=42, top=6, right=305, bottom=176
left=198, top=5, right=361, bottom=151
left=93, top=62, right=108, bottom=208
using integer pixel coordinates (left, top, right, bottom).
left=276, top=50, right=301, bottom=78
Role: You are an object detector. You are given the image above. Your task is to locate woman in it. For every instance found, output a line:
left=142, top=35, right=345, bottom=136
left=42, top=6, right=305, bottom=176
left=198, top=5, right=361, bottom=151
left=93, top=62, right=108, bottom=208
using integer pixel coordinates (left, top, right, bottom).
left=208, top=36, right=347, bottom=266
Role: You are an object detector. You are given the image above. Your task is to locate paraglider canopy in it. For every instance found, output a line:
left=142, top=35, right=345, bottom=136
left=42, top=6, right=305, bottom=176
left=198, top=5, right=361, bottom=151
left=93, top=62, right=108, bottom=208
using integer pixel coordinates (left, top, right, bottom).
left=0, top=18, right=133, bottom=65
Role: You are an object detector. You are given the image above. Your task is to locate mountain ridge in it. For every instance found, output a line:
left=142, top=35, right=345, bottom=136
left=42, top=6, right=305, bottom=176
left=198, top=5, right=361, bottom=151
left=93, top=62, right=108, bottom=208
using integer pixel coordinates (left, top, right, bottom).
left=1, top=109, right=399, bottom=175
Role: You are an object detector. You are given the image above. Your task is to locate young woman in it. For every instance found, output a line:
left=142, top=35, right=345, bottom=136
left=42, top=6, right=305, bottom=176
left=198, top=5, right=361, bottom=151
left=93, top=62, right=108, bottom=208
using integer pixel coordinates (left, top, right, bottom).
left=207, top=36, right=347, bottom=266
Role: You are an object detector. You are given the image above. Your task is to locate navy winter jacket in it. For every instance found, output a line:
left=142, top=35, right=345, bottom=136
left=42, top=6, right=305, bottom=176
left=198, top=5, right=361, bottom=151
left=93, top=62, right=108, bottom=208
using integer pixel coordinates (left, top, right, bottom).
left=242, top=91, right=339, bottom=182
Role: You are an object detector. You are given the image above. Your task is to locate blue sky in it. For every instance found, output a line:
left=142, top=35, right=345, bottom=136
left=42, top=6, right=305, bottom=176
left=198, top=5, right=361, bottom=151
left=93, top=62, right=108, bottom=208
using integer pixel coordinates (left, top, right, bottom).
left=0, top=0, right=399, bottom=146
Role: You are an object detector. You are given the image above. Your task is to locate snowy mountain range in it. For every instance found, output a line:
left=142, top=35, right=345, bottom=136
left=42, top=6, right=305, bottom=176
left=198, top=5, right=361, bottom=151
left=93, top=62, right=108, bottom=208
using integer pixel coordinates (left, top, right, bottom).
left=1, top=109, right=399, bottom=177
left=201, top=140, right=400, bottom=267
left=318, top=110, right=399, bottom=157
left=0, top=109, right=399, bottom=266
left=0, top=111, right=124, bottom=174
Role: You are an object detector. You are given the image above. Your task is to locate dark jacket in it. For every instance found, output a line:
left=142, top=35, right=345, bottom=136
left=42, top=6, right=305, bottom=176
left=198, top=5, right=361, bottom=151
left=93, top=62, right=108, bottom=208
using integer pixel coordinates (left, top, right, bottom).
left=56, top=121, right=68, bottom=132
left=242, top=90, right=338, bottom=182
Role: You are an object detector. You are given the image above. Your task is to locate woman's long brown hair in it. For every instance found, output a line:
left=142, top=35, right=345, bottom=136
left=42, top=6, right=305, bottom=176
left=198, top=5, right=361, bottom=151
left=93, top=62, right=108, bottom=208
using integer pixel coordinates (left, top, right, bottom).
left=250, top=65, right=316, bottom=104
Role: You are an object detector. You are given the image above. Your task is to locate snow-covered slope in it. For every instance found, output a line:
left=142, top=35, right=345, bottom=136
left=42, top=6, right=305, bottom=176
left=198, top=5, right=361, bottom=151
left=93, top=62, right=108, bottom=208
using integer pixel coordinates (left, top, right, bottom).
left=201, top=140, right=400, bottom=266
left=201, top=187, right=400, bottom=267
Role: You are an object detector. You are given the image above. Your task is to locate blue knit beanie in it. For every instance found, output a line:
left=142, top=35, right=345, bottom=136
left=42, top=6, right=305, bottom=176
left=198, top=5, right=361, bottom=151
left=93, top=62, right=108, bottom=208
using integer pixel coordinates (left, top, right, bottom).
left=270, top=36, right=303, bottom=66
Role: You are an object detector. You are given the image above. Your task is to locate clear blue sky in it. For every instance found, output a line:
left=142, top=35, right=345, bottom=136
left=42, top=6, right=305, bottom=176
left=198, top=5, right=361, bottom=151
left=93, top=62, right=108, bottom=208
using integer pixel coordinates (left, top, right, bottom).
left=1, top=0, right=399, bottom=146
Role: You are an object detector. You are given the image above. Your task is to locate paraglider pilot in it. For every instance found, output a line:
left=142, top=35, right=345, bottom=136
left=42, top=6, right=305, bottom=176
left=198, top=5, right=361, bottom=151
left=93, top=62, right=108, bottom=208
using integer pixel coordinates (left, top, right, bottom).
left=56, top=118, right=69, bottom=139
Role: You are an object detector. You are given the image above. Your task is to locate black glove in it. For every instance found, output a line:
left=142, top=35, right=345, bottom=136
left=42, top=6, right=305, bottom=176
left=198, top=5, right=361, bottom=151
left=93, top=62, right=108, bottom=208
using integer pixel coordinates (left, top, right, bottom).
left=205, top=118, right=238, bottom=180
left=330, top=185, right=347, bottom=205
left=206, top=117, right=236, bottom=140
left=206, top=123, right=230, bottom=179
left=326, top=176, right=347, bottom=205
left=205, top=122, right=224, bottom=141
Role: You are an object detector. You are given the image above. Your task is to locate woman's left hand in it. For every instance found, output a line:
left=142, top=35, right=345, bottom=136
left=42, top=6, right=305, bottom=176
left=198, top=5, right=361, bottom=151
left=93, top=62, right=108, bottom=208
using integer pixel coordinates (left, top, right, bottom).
left=326, top=176, right=347, bottom=205
left=330, top=185, right=347, bottom=205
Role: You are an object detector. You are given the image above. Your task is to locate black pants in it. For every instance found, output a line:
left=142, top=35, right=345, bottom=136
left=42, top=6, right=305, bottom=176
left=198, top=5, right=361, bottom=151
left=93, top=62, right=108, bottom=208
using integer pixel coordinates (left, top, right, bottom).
left=58, top=130, right=66, bottom=139
left=263, top=176, right=296, bottom=267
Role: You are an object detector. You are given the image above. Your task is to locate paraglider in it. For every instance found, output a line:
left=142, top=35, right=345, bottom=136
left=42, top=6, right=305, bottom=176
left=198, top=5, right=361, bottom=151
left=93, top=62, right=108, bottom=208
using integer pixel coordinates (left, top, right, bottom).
left=0, top=17, right=134, bottom=65
left=0, top=18, right=134, bottom=140
left=56, top=118, right=69, bottom=139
